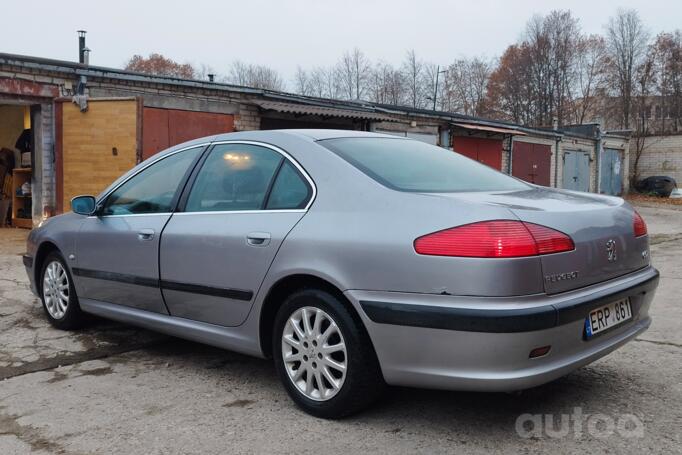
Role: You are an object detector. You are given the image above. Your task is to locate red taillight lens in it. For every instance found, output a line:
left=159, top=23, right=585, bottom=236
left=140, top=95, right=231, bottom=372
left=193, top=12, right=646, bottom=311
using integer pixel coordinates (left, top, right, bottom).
left=414, top=220, right=574, bottom=258
left=633, top=211, right=647, bottom=237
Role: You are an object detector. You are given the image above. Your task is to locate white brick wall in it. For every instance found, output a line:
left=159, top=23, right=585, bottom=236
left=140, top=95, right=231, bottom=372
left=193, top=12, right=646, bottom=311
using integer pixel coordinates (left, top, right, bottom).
left=234, top=104, right=260, bottom=131
left=629, top=135, right=682, bottom=186
left=39, top=103, right=54, bottom=215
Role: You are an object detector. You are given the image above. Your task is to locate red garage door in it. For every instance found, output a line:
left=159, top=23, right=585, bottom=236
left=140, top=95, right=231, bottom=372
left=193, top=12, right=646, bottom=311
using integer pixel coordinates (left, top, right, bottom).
left=453, top=136, right=503, bottom=170
left=512, top=141, right=551, bottom=186
left=142, top=108, right=234, bottom=160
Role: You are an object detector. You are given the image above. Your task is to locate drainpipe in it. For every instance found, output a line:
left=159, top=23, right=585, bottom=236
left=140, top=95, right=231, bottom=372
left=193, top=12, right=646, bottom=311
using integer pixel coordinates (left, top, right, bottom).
left=554, top=134, right=560, bottom=188
left=595, top=124, right=602, bottom=194
left=507, top=134, right=513, bottom=175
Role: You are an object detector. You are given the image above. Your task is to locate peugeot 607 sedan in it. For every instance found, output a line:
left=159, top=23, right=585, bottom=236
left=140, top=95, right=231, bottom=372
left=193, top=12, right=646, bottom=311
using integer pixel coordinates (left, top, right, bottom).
left=24, top=130, right=658, bottom=418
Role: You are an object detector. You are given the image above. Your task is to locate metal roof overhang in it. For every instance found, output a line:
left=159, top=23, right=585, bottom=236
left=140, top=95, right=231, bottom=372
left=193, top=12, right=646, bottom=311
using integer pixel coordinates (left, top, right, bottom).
left=253, top=100, right=399, bottom=122
left=452, top=122, right=526, bottom=136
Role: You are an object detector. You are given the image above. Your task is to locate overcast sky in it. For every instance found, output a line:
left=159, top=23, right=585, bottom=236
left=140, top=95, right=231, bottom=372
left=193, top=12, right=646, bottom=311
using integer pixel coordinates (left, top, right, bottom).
left=1, top=0, right=679, bottom=83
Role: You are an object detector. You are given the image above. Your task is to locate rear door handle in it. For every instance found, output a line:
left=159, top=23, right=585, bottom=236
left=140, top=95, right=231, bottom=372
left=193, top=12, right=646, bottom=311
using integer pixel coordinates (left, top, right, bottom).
left=247, top=232, right=271, bottom=246
left=138, top=229, right=155, bottom=241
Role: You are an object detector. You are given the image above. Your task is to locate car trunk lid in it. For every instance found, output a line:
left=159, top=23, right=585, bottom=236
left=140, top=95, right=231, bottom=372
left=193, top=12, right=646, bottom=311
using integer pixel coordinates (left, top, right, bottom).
left=435, top=187, right=650, bottom=294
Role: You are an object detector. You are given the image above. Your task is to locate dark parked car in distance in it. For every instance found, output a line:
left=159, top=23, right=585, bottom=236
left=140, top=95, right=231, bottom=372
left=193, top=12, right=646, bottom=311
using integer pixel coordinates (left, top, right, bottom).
left=635, top=175, right=678, bottom=197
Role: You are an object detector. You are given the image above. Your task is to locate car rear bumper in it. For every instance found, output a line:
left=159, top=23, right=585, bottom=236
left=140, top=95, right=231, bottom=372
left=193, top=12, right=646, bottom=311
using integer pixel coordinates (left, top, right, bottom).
left=345, top=266, right=658, bottom=392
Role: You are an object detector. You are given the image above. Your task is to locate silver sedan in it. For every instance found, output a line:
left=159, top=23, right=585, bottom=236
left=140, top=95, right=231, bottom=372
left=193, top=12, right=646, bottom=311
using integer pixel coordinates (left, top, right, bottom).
left=24, top=130, right=659, bottom=418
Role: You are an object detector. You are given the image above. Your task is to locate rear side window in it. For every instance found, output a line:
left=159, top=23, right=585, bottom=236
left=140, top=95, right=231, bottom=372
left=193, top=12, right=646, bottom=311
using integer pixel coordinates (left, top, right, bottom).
left=266, top=161, right=311, bottom=210
left=320, top=137, right=528, bottom=193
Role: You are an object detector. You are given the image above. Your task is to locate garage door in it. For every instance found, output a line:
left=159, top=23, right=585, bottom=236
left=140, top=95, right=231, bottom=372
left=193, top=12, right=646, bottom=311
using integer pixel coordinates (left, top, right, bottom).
left=56, top=99, right=138, bottom=213
left=512, top=141, right=551, bottom=186
left=406, top=131, right=438, bottom=145
left=563, top=150, right=591, bottom=192
left=453, top=136, right=502, bottom=170
left=375, top=130, right=439, bottom=145
left=600, top=148, right=624, bottom=195
left=143, top=108, right=234, bottom=160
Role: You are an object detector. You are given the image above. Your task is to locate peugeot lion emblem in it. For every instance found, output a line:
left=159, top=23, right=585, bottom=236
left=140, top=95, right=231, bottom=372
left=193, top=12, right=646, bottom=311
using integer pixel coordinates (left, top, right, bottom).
left=606, top=239, right=617, bottom=262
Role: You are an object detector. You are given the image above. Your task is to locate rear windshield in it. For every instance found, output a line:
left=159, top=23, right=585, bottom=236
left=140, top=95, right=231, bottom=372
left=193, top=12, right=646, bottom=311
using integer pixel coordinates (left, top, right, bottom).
left=320, top=137, right=529, bottom=193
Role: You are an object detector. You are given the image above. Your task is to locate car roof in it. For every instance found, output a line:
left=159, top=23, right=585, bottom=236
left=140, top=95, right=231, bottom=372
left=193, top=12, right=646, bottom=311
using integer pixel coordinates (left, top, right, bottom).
left=210, top=129, right=403, bottom=142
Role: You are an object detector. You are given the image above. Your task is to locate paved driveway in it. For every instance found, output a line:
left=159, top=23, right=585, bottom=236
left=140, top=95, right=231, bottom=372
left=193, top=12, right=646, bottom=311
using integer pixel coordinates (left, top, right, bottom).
left=1, top=204, right=681, bottom=454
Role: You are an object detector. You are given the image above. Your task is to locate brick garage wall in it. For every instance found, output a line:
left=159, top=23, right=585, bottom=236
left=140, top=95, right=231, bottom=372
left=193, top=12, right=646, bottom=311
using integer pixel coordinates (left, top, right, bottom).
left=629, top=135, right=682, bottom=186
left=234, top=103, right=261, bottom=131
left=501, top=135, right=512, bottom=174
left=38, top=103, right=55, bottom=218
left=59, top=99, right=137, bottom=211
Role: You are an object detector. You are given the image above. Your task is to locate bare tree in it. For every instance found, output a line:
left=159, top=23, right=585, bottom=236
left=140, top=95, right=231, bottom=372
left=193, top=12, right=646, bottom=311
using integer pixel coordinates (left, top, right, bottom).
left=293, top=66, right=312, bottom=96
left=337, top=48, right=371, bottom=100
left=312, top=66, right=342, bottom=99
left=401, top=50, right=426, bottom=108
left=573, top=35, right=608, bottom=124
left=523, top=10, right=580, bottom=126
left=446, top=57, right=492, bottom=116
left=368, top=62, right=404, bottom=105
left=193, top=63, right=218, bottom=82
left=650, top=31, right=682, bottom=133
left=226, top=60, right=286, bottom=91
left=605, top=8, right=650, bottom=129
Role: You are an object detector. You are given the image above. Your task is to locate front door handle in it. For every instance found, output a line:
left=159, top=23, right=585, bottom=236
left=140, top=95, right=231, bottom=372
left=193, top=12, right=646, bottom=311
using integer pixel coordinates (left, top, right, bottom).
left=138, top=229, right=155, bottom=241
left=247, top=232, right=271, bottom=247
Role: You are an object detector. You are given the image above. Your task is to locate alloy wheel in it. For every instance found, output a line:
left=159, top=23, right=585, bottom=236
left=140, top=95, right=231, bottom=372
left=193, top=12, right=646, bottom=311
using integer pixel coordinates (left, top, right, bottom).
left=281, top=306, right=347, bottom=401
left=43, top=261, right=70, bottom=319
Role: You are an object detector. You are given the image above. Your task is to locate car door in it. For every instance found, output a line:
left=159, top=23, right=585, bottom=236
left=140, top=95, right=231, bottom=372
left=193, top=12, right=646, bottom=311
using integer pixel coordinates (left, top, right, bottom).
left=74, top=145, right=204, bottom=314
left=159, top=142, right=315, bottom=326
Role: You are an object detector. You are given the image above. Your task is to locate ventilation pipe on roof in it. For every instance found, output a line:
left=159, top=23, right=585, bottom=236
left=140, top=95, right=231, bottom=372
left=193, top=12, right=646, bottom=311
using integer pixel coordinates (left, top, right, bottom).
left=73, top=30, right=89, bottom=111
left=208, top=74, right=215, bottom=82
left=78, top=30, right=87, bottom=63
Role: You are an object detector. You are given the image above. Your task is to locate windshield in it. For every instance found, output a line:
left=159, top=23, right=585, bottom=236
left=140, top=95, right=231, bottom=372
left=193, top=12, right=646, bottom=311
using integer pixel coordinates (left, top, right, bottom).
left=320, top=137, right=529, bottom=193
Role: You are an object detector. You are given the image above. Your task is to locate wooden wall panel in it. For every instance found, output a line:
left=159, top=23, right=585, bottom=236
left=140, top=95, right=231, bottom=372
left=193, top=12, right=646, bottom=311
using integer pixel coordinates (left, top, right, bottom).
left=60, top=100, right=138, bottom=212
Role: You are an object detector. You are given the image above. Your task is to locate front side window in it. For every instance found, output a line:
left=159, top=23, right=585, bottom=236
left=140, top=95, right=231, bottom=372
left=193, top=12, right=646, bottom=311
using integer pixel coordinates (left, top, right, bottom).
left=320, top=137, right=529, bottom=193
left=102, top=147, right=201, bottom=216
left=185, top=144, right=283, bottom=212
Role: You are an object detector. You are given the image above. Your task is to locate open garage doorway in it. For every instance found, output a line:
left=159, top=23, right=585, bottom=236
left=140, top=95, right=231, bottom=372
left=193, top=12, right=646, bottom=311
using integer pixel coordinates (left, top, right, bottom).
left=0, top=102, right=38, bottom=228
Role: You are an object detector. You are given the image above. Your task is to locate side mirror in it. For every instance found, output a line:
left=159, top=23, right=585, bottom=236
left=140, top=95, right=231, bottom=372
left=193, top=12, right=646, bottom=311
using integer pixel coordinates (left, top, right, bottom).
left=71, top=195, right=97, bottom=216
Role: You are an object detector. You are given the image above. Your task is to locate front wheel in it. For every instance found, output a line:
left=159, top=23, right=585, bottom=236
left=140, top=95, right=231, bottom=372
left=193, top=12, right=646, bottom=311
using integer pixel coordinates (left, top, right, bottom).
left=40, top=251, right=87, bottom=330
left=273, top=288, right=385, bottom=418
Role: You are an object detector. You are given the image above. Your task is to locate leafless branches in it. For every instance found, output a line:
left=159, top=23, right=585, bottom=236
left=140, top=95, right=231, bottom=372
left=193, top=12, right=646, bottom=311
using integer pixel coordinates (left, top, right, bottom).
left=125, top=7, right=678, bottom=133
left=604, top=8, right=650, bottom=129
left=225, top=61, right=286, bottom=91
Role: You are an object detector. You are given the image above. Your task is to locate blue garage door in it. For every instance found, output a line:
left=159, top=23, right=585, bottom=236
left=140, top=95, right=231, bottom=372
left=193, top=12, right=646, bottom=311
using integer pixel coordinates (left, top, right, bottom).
left=563, top=150, right=591, bottom=192
left=600, top=148, right=624, bottom=195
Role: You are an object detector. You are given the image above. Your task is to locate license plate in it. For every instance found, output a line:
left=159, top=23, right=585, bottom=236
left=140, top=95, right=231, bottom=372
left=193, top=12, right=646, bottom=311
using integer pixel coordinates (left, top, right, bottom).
left=584, top=298, right=632, bottom=339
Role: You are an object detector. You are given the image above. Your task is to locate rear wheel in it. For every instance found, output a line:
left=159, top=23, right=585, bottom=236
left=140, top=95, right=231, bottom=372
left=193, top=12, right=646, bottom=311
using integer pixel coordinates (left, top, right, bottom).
left=40, top=252, right=87, bottom=330
left=273, top=288, right=385, bottom=418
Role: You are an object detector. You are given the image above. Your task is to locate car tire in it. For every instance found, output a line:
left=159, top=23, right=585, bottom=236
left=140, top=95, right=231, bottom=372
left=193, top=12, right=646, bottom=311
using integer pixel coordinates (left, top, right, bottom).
left=273, top=287, right=386, bottom=418
left=39, top=251, right=87, bottom=330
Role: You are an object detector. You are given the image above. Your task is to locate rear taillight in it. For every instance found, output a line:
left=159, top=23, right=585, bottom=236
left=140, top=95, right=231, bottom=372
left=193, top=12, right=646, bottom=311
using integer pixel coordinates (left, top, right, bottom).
left=633, top=211, right=647, bottom=237
left=414, top=220, right=574, bottom=258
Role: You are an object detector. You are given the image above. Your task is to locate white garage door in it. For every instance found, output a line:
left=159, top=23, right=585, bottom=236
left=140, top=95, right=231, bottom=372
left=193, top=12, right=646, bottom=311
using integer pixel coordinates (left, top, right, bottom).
left=375, top=130, right=439, bottom=145
left=406, top=132, right=438, bottom=145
